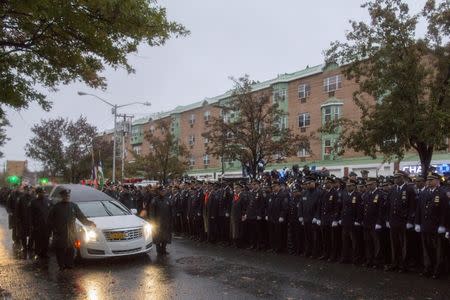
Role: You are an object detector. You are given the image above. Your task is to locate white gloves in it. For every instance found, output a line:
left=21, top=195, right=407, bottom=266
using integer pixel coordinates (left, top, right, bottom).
left=225, top=213, right=230, bottom=217
left=279, top=217, right=284, bottom=223
left=354, top=222, right=361, bottom=226
left=265, top=216, right=268, bottom=221
left=386, top=222, right=390, bottom=228
left=375, top=224, right=382, bottom=230
left=437, top=226, right=446, bottom=234
left=406, top=223, right=413, bottom=230
left=338, top=220, right=342, bottom=225
left=242, top=215, right=247, bottom=221
left=312, top=218, right=318, bottom=224
left=298, top=217, right=304, bottom=223
left=415, top=224, right=421, bottom=233
left=316, top=220, right=321, bottom=226
left=197, top=213, right=201, bottom=216
left=446, top=232, right=449, bottom=239
left=257, top=216, right=262, bottom=220
left=332, top=221, right=338, bottom=227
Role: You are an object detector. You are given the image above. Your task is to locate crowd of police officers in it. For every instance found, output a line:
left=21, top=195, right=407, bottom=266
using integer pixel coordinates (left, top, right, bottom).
left=1, top=167, right=449, bottom=279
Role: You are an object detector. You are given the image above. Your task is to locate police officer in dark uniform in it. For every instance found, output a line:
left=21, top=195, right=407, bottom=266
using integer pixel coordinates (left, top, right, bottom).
left=317, top=177, right=340, bottom=262
left=29, top=187, right=51, bottom=259
left=15, top=185, right=32, bottom=252
left=217, top=182, right=232, bottom=244
left=266, top=181, right=289, bottom=253
left=230, top=183, right=247, bottom=248
left=361, top=177, right=385, bottom=268
left=287, top=182, right=302, bottom=255
left=243, top=180, right=264, bottom=249
left=415, top=172, right=448, bottom=279
left=206, top=183, right=221, bottom=243
left=6, top=186, right=21, bottom=245
left=340, top=179, right=362, bottom=263
left=298, top=177, right=320, bottom=258
left=385, top=170, right=417, bottom=272
left=48, top=188, right=95, bottom=270
left=149, top=186, right=173, bottom=255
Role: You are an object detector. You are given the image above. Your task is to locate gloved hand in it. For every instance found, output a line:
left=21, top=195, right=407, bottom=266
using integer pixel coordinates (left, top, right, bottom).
left=225, top=213, right=230, bottom=218
left=312, top=218, right=317, bottom=224
left=278, top=217, right=284, bottom=223
left=265, top=216, right=268, bottom=221
left=446, top=232, right=449, bottom=239
left=386, top=222, right=390, bottom=228
left=243, top=214, right=247, bottom=221
left=415, top=224, right=421, bottom=233
left=298, top=217, right=304, bottom=223
left=338, top=220, right=342, bottom=225
left=211, top=216, right=215, bottom=219
left=375, top=224, right=382, bottom=230
left=406, top=223, right=413, bottom=230
left=332, top=221, right=338, bottom=227
left=197, top=213, right=201, bottom=217
left=256, top=216, right=262, bottom=220
left=176, top=213, right=181, bottom=216
left=437, top=226, right=446, bottom=234
left=354, top=222, right=361, bottom=226
left=316, top=220, right=321, bottom=226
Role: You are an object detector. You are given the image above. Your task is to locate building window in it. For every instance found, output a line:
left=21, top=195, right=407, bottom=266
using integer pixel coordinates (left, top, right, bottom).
left=298, top=84, right=311, bottom=99
left=203, top=137, right=209, bottom=144
left=203, top=154, right=209, bottom=166
left=132, top=145, right=141, bottom=155
left=189, top=114, right=195, bottom=125
left=189, top=157, right=195, bottom=166
left=297, top=147, right=310, bottom=157
left=323, top=106, right=341, bottom=124
left=298, top=113, right=310, bottom=128
left=323, top=75, right=342, bottom=93
left=275, top=116, right=288, bottom=131
left=188, top=135, right=195, bottom=145
left=273, top=89, right=287, bottom=102
left=204, top=111, right=211, bottom=122
left=149, top=125, right=155, bottom=133
left=324, top=139, right=332, bottom=155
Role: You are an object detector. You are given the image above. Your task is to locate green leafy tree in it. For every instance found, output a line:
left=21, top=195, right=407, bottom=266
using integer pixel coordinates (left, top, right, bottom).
left=128, top=121, right=189, bottom=183
left=323, top=0, right=450, bottom=176
left=25, top=116, right=99, bottom=182
left=204, top=76, right=310, bottom=178
left=0, top=0, right=188, bottom=155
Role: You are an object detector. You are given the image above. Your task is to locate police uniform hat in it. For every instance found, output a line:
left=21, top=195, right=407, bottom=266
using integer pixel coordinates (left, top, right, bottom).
left=366, top=177, right=378, bottom=184
left=346, top=179, right=357, bottom=186
left=414, top=175, right=425, bottom=182
left=426, top=172, right=440, bottom=180
left=394, top=170, right=409, bottom=178
left=361, top=170, right=369, bottom=175
left=59, top=188, right=70, bottom=196
left=325, top=176, right=335, bottom=183
left=349, top=171, right=358, bottom=177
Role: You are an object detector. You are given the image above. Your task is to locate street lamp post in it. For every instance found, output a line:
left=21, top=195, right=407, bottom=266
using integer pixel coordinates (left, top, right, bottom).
left=77, top=91, right=150, bottom=183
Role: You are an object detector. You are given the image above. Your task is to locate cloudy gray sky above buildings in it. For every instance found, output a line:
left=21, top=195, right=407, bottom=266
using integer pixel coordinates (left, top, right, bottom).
left=1, top=0, right=427, bottom=171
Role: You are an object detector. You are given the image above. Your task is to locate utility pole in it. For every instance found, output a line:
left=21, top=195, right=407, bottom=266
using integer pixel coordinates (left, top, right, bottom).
left=112, top=104, right=117, bottom=183
left=118, top=114, right=134, bottom=182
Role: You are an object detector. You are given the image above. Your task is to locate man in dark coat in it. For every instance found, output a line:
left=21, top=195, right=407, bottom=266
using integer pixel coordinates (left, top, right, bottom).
left=48, top=188, right=95, bottom=270
left=298, top=177, right=320, bottom=258
left=340, top=179, right=362, bottom=263
left=29, top=187, right=51, bottom=259
left=230, top=183, right=248, bottom=248
left=266, top=181, right=289, bottom=253
left=6, top=187, right=21, bottom=244
left=415, top=173, right=448, bottom=279
left=149, top=186, right=173, bottom=255
left=15, top=185, right=33, bottom=252
left=243, top=180, right=265, bottom=249
left=385, top=170, right=417, bottom=272
left=206, top=183, right=221, bottom=243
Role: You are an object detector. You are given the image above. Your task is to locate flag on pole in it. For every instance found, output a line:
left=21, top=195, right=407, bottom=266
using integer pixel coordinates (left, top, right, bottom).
left=97, top=160, right=105, bottom=189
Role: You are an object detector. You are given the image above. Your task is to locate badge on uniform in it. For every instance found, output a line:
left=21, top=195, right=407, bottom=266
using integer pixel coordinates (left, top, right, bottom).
left=374, top=195, right=378, bottom=203
left=352, top=197, right=356, bottom=204
left=434, top=196, right=439, bottom=203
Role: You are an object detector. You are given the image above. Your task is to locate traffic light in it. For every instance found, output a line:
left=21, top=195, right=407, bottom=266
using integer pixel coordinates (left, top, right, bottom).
left=6, top=175, right=21, bottom=186
left=39, top=177, right=49, bottom=185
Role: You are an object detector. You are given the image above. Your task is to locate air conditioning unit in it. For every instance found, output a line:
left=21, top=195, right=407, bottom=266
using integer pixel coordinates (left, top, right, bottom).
left=300, top=97, right=307, bottom=103
left=300, top=127, right=306, bottom=133
left=328, top=91, right=335, bottom=97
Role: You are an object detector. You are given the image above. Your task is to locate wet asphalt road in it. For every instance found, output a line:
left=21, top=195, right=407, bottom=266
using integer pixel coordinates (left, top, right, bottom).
left=0, top=206, right=449, bottom=300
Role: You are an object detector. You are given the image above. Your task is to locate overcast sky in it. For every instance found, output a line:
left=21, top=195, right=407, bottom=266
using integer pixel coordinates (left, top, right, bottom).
left=1, top=0, right=427, bottom=171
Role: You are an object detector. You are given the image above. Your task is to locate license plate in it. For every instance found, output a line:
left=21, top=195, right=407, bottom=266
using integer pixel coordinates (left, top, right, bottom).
left=110, top=232, right=125, bottom=239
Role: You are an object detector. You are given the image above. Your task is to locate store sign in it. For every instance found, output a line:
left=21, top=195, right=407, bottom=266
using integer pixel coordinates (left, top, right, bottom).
left=402, top=163, right=449, bottom=174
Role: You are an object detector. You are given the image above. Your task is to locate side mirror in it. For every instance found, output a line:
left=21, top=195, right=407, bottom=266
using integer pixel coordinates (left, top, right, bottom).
left=130, top=208, right=137, bottom=215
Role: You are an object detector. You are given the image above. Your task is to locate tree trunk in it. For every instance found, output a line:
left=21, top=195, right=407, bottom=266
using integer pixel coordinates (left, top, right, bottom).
left=417, top=143, right=433, bottom=177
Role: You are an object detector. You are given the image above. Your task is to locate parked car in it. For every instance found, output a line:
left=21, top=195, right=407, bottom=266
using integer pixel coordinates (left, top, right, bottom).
left=48, top=184, right=152, bottom=259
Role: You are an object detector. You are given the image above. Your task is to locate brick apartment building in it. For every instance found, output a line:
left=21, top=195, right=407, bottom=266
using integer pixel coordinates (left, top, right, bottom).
left=99, top=62, right=450, bottom=180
